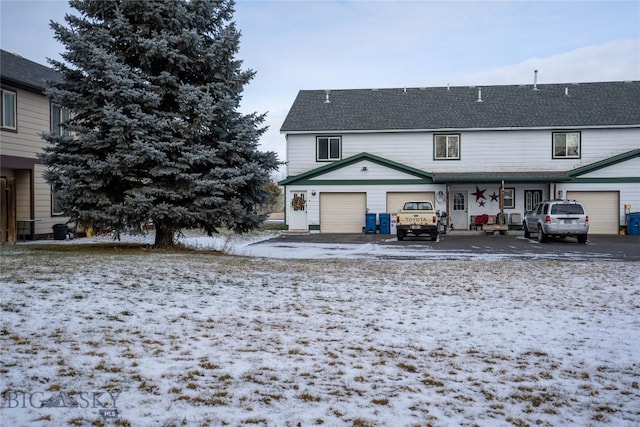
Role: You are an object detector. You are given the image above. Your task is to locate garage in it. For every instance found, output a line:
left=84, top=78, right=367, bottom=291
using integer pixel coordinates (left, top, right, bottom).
left=567, top=191, right=619, bottom=234
left=387, top=192, right=435, bottom=214
left=320, top=192, right=366, bottom=233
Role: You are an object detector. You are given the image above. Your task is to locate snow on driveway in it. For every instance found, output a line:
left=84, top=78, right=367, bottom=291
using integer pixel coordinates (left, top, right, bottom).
left=1, top=233, right=639, bottom=426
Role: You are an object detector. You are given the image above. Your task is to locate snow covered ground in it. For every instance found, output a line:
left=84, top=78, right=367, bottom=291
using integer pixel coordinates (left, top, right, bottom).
left=1, top=232, right=639, bottom=426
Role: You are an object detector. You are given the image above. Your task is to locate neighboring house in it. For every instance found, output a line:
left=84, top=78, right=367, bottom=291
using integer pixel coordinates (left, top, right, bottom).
left=279, top=80, right=640, bottom=234
left=1, top=50, right=67, bottom=242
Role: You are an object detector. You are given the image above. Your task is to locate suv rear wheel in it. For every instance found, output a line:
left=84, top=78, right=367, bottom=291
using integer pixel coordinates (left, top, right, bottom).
left=577, top=234, right=587, bottom=244
left=537, top=225, right=548, bottom=243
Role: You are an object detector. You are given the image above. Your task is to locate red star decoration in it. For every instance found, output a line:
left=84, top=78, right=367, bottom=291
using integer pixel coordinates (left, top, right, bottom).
left=478, top=200, right=486, bottom=207
left=472, top=185, right=486, bottom=202
left=490, top=192, right=499, bottom=202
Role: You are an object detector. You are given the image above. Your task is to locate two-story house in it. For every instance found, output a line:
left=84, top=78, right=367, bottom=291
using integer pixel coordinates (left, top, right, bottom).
left=1, top=50, right=67, bottom=242
left=279, top=81, right=640, bottom=234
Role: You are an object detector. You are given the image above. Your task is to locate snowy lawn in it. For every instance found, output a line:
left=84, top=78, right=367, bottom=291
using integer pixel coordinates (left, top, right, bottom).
left=1, top=234, right=639, bottom=426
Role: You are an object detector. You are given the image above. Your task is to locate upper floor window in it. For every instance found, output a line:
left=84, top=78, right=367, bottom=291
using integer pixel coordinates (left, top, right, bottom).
left=552, top=131, right=580, bottom=159
left=1, top=88, right=17, bottom=130
left=51, top=105, right=70, bottom=136
left=317, top=136, right=341, bottom=161
left=434, top=134, right=460, bottom=160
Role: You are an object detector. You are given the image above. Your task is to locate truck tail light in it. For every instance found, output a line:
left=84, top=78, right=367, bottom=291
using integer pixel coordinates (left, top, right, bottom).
left=585, top=215, right=589, bottom=223
left=432, top=216, right=437, bottom=224
left=545, top=215, right=552, bottom=223
left=396, top=215, right=400, bottom=225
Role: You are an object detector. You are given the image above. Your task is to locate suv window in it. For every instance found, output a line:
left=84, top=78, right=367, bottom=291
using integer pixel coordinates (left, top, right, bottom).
left=550, top=204, right=584, bottom=215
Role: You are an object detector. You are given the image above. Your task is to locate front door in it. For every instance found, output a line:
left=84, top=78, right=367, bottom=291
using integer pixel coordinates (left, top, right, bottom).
left=451, top=191, right=468, bottom=230
left=524, top=190, right=543, bottom=212
left=289, top=191, right=308, bottom=231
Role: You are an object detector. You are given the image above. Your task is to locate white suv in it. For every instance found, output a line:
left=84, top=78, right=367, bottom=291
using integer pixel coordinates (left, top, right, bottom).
left=523, top=200, right=589, bottom=243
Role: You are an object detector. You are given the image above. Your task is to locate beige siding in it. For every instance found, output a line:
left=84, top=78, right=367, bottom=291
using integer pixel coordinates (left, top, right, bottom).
left=1, top=88, right=51, bottom=159
left=15, top=169, right=30, bottom=220
left=34, top=163, right=68, bottom=235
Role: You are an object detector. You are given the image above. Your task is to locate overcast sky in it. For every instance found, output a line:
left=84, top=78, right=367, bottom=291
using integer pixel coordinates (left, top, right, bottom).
left=2, top=0, right=639, bottom=174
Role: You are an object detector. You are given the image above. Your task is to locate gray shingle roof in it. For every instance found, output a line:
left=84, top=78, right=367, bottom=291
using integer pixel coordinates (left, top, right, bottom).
left=1, top=49, right=61, bottom=93
left=281, top=81, right=640, bottom=132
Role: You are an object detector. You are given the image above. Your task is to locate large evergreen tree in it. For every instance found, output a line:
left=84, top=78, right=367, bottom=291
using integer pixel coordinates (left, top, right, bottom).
left=41, top=0, right=279, bottom=247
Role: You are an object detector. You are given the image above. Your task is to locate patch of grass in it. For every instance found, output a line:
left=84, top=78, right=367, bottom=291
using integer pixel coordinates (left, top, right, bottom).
left=397, top=362, right=418, bottom=373
left=297, top=392, right=321, bottom=402
left=352, top=419, right=376, bottom=427
left=422, top=376, right=445, bottom=387
left=372, top=397, right=389, bottom=405
left=139, top=379, right=160, bottom=394
left=198, top=358, right=219, bottom=370
left=95, top=360, right=123, bottom=373
left=189, top=393, right=228, bottom=406
left=243, top=418, right=268, bottom=425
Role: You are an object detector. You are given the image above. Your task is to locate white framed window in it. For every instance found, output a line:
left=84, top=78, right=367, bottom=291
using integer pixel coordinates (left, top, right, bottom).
left=316, top=136, right=341, bottom=161
left=434, top=134, right=460, bottom=160
left=1, top=88, right=17, bottom=130
left=51, top=104, right=70, bottom=136
left=51, top=185, right=64, bottom=216
left=552, top=131, right=580, bottom=159
left=503, top=188, right=515, bottom=209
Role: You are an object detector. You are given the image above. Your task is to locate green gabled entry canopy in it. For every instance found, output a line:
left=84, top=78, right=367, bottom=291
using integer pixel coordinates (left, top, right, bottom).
left=279, top=150, right=640, bottom=186
left=278, top=152, right=435, bottom=186
left=567, top=149, right=640, bottom=178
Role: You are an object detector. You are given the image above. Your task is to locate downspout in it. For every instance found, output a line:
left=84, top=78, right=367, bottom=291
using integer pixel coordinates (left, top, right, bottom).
left=500, top=180, right=504, bottom=225
left=446, top=184, right=451, bottom=231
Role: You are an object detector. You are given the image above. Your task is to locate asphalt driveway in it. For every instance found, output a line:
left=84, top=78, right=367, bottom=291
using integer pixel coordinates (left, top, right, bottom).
left=261, top=232, right=640, bottom=261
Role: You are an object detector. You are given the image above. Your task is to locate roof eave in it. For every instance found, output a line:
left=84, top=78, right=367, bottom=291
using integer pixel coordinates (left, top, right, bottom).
left=280, top=124, right=640, bottom=135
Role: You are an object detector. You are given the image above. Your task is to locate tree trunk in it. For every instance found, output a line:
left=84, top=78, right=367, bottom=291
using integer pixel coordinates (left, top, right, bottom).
left=154, top=222, right=175, bottom=248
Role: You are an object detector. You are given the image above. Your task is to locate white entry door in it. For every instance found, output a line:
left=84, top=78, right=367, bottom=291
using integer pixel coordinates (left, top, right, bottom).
left=451, top=191, right=468, bottom=230
left=289, top=191, right=308, bottom=231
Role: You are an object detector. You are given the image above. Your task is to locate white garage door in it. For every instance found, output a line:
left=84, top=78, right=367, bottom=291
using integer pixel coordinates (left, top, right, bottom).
left=387, top=192, right=435, bottom=214
left=320, top=193, right=366, bottom=233
left=567, top=191, right=619, bottom=234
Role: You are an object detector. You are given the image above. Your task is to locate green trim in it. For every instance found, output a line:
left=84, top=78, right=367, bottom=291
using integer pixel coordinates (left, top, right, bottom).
left=433, top=173, right=570, bottom=183
left=288, top=179, right=432, bottom=185
left=570, top=177, right=640, bottom=183
left=279, top=152, right=434, bottom=185
left=309, top=224, right=320, bottom=231
left=278, top=150, right=640, bottom=187
left=568, top=149, right=640, bottom=177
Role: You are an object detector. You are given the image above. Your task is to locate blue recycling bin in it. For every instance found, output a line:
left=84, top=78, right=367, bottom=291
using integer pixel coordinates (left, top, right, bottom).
left=379, top=213, right=390, bottom=234
left=626, top=212, right=640, bottom=235
left=365, top=213, right=377, bottom=234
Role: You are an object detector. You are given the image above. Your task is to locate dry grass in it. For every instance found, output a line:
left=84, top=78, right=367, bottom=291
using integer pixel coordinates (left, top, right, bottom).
left=1, top=245, right=639, bottom=426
